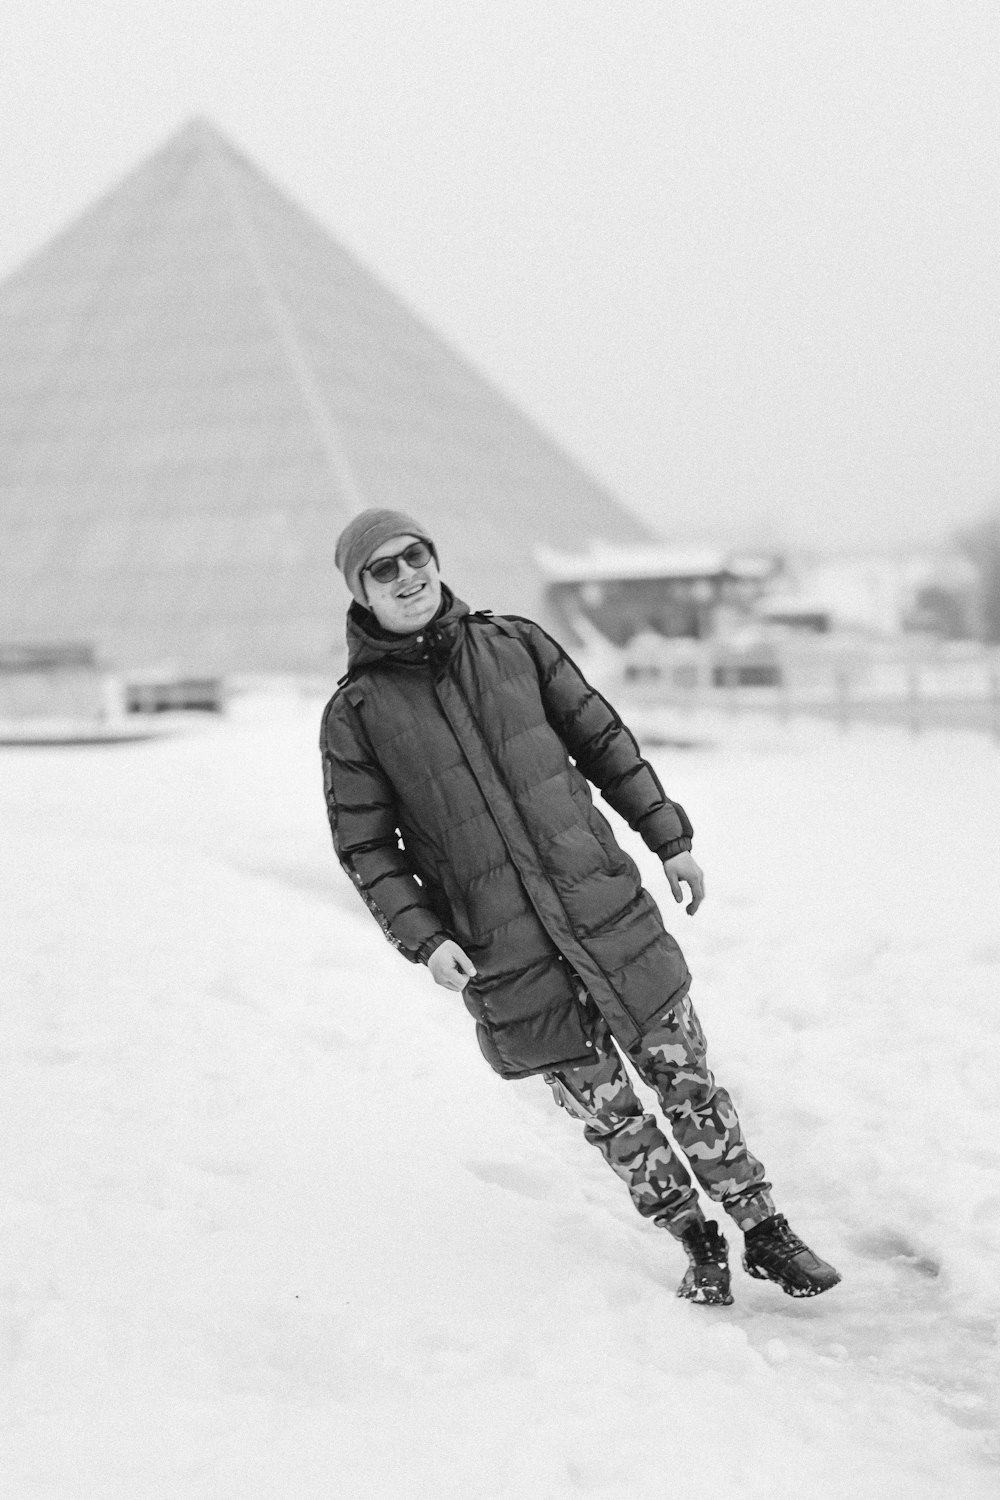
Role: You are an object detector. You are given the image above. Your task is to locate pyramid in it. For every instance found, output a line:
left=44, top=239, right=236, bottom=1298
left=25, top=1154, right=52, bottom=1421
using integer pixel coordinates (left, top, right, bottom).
left=0, top=119, right=652, bottom=675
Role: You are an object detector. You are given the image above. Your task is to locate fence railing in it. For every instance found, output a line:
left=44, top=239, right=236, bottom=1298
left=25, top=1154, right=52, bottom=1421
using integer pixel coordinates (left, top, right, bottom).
left=592, top=636, right=1000, bottom=740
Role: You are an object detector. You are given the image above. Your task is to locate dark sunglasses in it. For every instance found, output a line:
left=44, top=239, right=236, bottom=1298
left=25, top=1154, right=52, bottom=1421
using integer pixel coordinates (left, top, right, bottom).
left=362, top=540, right=433, bottom=585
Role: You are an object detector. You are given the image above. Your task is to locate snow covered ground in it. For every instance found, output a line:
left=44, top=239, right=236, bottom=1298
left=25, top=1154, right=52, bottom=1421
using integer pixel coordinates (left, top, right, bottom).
left=2, top=690, right=998, bottom=1498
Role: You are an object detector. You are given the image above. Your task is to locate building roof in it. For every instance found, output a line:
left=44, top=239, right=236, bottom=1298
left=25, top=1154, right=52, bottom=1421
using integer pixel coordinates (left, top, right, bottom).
left=535, top=542, right=774, bottom=584
left=0, top=119, right=651, bottom=673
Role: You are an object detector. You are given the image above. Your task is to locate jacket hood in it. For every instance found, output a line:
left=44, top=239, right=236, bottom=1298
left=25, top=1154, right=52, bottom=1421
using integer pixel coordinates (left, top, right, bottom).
left=345, top=584, right=471, bottom=673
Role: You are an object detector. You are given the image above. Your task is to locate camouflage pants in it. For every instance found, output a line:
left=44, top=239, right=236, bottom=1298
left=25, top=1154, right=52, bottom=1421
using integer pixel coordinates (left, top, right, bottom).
left=544, top=995, right=774, bottom=1238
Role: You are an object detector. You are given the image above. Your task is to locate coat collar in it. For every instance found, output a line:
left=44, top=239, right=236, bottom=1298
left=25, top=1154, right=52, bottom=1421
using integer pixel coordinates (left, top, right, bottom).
left=344, top=585, right=471, bottom=674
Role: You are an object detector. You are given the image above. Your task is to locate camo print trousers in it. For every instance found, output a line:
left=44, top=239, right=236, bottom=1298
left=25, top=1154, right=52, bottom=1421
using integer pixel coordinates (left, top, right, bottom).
left=544, top=994, right=775, bottom=1238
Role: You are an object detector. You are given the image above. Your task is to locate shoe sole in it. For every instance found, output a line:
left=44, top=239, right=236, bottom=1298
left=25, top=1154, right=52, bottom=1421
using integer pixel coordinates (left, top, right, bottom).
left=676, top=1284, right=734, bottom=1306
left=743, top=1259, right=841, bottom=1298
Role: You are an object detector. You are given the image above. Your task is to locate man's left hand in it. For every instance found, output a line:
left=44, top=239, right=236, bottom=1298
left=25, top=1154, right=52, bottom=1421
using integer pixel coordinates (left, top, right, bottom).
left=663, top=851, right=705, bottom=915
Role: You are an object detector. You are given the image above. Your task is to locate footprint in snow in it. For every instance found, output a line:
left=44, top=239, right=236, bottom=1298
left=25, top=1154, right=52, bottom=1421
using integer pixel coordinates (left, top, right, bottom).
left=302, top=1024, right=357, bottom=1052
left=850, top=1226, right=941, bottom=1277
left=464, top=1159, right=552, bottom=1201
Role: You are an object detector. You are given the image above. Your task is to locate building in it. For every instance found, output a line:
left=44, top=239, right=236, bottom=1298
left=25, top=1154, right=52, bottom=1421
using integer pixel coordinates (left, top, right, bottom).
left=759, top=550, right=979, bottom=638
left=0, top=120, right=651, bottom=677
left=537, top=542, right=778, bottom=646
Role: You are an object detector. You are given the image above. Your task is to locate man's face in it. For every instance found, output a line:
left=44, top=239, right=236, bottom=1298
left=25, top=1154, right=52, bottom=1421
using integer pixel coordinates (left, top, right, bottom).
left=363, top=533, right=442, bottom=634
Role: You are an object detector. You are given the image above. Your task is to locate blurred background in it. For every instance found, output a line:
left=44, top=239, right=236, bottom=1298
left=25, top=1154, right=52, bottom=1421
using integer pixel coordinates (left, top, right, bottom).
left=1, top=1, right=999, bottom=736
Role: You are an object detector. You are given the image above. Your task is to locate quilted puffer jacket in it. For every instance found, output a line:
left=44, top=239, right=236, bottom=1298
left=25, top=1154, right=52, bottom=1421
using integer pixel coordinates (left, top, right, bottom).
left=320, top=588, right=694, bottom=1080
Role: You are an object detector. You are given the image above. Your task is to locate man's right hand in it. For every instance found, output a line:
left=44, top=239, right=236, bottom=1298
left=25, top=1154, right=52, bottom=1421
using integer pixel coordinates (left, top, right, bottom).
left=427, top=939, right=478, bottom=991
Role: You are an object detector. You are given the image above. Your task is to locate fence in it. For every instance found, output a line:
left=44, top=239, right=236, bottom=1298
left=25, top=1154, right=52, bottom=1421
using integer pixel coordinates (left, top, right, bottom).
left=600, top=636, right=1000, bottom=740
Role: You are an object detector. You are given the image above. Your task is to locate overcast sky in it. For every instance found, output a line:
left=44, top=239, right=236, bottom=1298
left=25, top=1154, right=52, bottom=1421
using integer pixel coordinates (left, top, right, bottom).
left=3, top=2, right=998, bottom=553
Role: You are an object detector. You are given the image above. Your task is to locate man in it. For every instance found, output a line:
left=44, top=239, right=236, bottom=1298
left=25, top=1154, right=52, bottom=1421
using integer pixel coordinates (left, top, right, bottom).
left=320, top=508, right=840, bottom=1305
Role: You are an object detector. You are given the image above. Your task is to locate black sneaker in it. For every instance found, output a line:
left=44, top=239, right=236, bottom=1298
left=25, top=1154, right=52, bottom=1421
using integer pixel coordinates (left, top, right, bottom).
left=742, top=1214, right=841, bottom=1298
left=676, top=1220, right=733, bottom=1306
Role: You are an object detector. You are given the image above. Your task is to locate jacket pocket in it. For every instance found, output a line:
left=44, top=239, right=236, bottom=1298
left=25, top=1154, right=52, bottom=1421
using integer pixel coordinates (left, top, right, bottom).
left=475, top=1021, right=506, bottom=1074
left=440, top=869, right=475, bottom=944
left=565, top=777, right=627, bottom=873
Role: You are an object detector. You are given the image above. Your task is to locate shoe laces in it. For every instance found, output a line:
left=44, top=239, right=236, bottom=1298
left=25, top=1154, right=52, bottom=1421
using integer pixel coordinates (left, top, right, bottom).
left=682, top=1222, right=727, bottom=1264
left=754, top=1214, right=807, bottom=1263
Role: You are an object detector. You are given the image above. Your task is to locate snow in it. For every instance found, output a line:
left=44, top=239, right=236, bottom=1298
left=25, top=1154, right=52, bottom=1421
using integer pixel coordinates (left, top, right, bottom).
left=535, top=541, right=733, bottom=581
left=2, top=691, right=998, bottom=1498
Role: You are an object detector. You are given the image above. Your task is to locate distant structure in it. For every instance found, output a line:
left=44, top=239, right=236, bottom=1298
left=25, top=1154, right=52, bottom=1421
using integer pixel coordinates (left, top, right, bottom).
left=0, top=643, right=112, bottom=726
left=537, top=542, right=778, bottom=645
left=0, top=119, right=651, bottom=675
left=760, top=550, right=980, bottom=638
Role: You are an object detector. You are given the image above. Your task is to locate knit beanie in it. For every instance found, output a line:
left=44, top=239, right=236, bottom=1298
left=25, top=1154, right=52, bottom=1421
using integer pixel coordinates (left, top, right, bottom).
left=334, top=508, right=438, bottom=604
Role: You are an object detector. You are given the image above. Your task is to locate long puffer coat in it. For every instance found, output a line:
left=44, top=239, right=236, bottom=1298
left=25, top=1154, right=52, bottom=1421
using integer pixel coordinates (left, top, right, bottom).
left=320, top=588, right=694, bottom=1080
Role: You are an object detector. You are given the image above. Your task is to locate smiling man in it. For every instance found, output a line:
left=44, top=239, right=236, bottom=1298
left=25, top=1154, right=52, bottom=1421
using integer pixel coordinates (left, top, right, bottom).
left=320, top=507, right=841, bottom=1304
